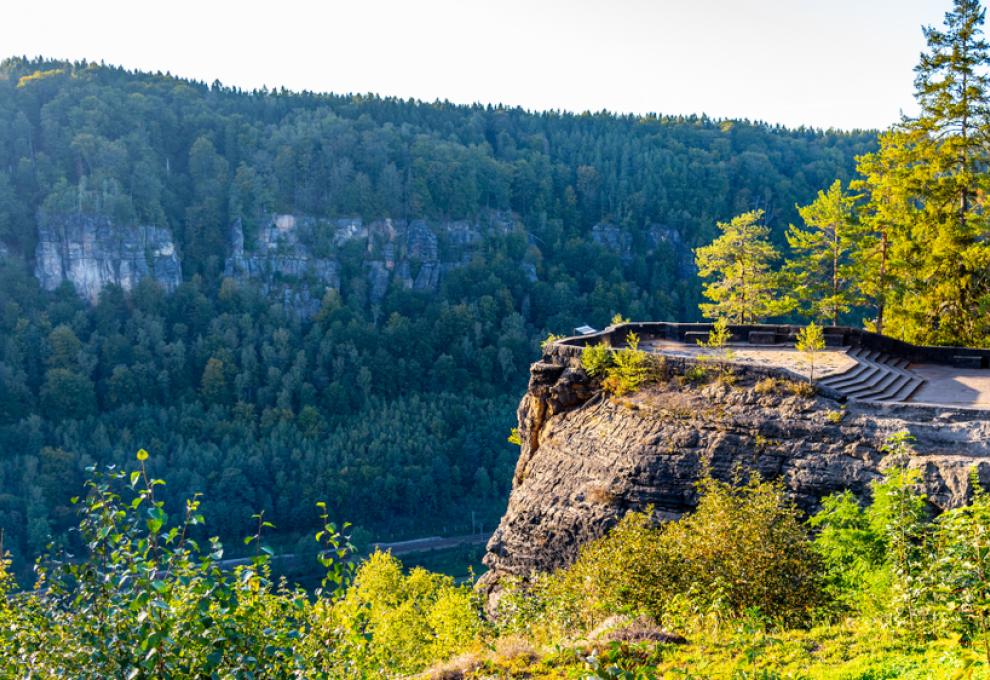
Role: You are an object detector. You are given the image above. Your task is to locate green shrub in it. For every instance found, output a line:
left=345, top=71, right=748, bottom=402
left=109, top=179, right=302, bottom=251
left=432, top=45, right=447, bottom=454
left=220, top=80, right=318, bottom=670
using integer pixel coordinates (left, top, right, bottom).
left=0, top=451, right=487, bottom=679
left=809, top=490, right=888, bottom=616
left=682, top=363, right=710, bottom=385
left=602, top=333, right=659, bottom=396
left=658, top=476, right=823, bottom=627
left=510, top=474, right=824, bottom=637
left=507, top=427, right=522, bottom=446
left=0, top=451, right=356, bottom=678
left=582, top=334, right=662, bottom=395
left=810, top=456, right=932, bottom=631
left=931, top=472, right=990, bottom=664
left=581, top=341, right=615, bottom=379
left=326, top=551, right=485, bottom=675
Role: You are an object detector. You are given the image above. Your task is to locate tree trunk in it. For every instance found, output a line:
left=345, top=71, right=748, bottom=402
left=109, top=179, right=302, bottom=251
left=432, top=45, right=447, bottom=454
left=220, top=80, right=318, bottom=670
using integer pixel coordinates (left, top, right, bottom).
left=877, top=229, right=888, bottom=336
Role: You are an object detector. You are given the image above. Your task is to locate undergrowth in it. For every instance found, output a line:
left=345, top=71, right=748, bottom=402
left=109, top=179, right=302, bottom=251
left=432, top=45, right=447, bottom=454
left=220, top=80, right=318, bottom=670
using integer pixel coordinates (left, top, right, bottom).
left=5, top=438, right=990, bottom=679
left=581, top=332, right=665, bottom=396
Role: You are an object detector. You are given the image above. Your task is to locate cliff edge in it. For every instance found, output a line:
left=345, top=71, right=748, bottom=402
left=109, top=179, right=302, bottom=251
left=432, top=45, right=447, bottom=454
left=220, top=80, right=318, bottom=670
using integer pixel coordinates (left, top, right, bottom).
left=479, top=344, right=990, bottom=601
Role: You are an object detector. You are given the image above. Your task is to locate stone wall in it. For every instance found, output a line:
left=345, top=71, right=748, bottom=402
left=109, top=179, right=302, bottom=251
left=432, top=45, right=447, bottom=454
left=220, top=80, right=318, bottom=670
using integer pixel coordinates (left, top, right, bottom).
left=564, top=322, right=990, bottom=369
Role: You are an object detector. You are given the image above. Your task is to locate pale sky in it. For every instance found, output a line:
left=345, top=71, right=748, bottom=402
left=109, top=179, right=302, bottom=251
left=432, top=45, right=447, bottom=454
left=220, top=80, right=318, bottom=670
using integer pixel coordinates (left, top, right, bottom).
left=1, top=0, right=955, bottom=130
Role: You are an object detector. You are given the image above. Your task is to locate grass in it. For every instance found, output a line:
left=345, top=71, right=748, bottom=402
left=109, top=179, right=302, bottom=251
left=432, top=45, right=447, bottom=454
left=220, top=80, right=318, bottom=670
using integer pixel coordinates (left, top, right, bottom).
left=434, top=621, right=990, bottom=679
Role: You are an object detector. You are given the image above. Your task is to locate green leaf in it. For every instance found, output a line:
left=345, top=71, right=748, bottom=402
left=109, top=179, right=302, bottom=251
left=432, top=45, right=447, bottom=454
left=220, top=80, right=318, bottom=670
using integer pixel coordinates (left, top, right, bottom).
left=146, top=507, right=166, bottom=534
left=136, top=449, right=149, bottom=461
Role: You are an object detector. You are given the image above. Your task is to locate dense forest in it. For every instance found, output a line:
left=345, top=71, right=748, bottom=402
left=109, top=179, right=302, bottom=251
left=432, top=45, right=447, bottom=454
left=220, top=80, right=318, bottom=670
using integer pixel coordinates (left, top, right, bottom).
left=0, top=56, right=875, bottom=572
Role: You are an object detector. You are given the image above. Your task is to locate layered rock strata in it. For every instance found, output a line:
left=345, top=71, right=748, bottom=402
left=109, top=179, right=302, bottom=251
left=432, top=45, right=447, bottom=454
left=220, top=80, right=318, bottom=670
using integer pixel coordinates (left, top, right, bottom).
left=479, top=348, right=990, bottom=600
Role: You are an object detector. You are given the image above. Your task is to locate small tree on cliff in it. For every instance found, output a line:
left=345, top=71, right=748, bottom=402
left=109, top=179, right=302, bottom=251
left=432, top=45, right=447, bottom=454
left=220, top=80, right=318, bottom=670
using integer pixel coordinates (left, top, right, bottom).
left=695, top=210, right=787, bottom=323
left=699, top=316, right=735, bottom=375
left=796, top=322, right=826, bottom=384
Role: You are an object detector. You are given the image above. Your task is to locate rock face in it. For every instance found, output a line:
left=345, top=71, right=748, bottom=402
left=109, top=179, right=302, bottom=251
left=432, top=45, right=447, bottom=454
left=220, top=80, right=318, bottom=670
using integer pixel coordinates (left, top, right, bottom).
left=590, top=223, right=633, bottom=260
left=479, top=349, right=990, bottom=600
left=590, top=221, right=695, bottom=276
left=34, top=213, right=181, bottom=302
left=224, top=211, right=519, bottom=314
left=224, top=215, right=343, bottom=317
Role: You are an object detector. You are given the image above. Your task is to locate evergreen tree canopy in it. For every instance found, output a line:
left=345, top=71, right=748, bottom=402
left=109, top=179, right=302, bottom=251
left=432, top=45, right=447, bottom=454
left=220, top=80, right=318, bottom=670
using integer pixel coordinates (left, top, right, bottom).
left=784, top=180, right=861, bottom=325
left=695, top=210, right=786, bottom=323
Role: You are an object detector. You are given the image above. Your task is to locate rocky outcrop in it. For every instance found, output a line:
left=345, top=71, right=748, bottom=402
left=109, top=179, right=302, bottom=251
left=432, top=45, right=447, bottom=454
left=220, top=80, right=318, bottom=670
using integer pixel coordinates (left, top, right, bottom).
left=224, top=215, right=343, bottom=317
left=224, top=211, right=519, bottom=314
left=34, top=213, right=181, bottom=302
left=591, top=222, right=694, bottom=276
left=591, top=223, right=632, bottom=260
left=479, top=350, right=990, bottom=600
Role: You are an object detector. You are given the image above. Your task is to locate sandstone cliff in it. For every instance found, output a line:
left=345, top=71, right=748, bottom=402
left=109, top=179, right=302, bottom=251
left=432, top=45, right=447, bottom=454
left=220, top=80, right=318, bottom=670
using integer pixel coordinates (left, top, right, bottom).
left=224, top=215, right=343, bottom=317
left=34, top=213, right=181, bottom=302
left=590, top=221, right=695, bottom=276
left=479, top=348, right=990, bottom=598
left=223, top=211, right=520, bottom=314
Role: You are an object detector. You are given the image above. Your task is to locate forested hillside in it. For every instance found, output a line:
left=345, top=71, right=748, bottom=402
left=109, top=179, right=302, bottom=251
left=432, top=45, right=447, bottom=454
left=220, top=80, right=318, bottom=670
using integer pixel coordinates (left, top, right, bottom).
left=0, top=57, right=875, bottom=571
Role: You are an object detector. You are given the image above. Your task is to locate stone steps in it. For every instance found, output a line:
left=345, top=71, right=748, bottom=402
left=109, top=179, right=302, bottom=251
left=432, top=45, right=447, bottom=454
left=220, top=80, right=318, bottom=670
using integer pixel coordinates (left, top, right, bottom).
left=819, top=347, right=926, bottom=403
left=877, top=373, right=927, bottom=403
left=820, top=349, right=880, bottom=389
left=845, top=369, right=904, bottom=399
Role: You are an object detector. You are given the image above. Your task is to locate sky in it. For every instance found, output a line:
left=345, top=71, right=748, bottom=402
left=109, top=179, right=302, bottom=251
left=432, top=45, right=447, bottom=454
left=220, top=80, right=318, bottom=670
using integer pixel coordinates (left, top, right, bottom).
left=1, top=0, right=955, bottom=130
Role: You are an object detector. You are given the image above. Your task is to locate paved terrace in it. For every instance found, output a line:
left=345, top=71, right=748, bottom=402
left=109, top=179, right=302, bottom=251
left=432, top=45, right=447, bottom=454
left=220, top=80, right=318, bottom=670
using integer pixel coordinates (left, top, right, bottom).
left=558, top=323, right=990, bottom=410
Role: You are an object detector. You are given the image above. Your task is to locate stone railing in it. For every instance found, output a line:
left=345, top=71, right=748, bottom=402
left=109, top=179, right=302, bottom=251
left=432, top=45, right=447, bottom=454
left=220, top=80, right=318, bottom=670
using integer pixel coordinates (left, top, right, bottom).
left=551, top=322, right=990, bottom=370
left=542, top=327, right=845, bottom=402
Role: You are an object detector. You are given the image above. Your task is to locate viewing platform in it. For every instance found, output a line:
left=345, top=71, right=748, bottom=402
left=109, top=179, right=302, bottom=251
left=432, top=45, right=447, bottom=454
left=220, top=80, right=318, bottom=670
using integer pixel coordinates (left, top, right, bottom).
left=553, top=322, right=990, bottom=410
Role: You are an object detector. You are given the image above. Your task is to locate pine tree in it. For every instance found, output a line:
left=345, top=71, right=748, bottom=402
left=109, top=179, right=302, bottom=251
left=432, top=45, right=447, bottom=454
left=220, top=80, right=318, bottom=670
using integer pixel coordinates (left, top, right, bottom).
left=850, top=131, right=919, bottom=337
left=695, top=210, right=786, bottom=323
left=784, top=180, right=860, bottom=326
left=903, top=0, right=990, bottom=345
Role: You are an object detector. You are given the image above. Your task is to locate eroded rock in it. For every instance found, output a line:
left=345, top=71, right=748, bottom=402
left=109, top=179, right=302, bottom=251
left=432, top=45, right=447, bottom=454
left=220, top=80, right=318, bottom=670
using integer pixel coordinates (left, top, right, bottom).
left=479, top=358, right=990, bottom=603
left=35, top=212, right=181, bottom=302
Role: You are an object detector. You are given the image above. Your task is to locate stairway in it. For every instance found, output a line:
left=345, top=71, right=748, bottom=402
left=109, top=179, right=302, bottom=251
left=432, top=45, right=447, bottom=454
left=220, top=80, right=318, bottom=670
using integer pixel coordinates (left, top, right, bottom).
left=819, top=347, right=926, bottom=403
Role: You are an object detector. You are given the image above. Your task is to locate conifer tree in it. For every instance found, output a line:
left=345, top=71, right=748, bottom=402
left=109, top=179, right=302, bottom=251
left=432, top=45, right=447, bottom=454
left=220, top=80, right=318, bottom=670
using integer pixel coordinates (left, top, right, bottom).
left=784, top=180, right=860, bottom=326
left=796, top=322, right=825, bottom=384
left=695, top=210, right=786, bottom=323
left=902, top=0, right=990, bottom=345
left=850, top=131, right=919, bottom=336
